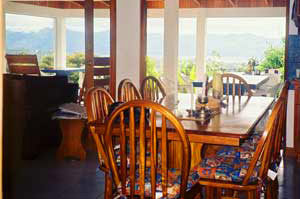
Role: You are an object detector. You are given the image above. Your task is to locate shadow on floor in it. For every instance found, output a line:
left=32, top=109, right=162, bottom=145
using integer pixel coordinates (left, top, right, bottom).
left=8, top=148, right=300, bottom=199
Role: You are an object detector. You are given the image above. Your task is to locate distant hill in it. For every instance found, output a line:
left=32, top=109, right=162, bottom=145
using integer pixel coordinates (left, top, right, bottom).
left=6, top=28, right=283, bottom=60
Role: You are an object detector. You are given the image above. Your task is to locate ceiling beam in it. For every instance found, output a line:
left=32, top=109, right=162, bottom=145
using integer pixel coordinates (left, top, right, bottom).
left=100, top=1, right=110, bottom=8
left=192, top=0, right=200, bottom=6
left=71, top=1, right=84, bottom=8
left=228, top=0, right=237, bottom=7
left=264, top=0, right=269, bottom=6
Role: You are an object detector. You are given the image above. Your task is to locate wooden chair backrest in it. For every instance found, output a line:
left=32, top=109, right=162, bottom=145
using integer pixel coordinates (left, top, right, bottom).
left=140, top=76, right=167, bottom=104
left=105, top=100, right=191, bottom=199
left=272, top=81, right=289, bottom=162
left=94, top=57, right=110, bottom=90
left=222, top=73, right=252, bottom=97
left=86, top=87, right=115, bottom=123
left=79, top=57, right=110, bottom=104
left=118, top=79, right=142, bottom=102
left=5, top=54, right=41, bottom=76
left=85, top=87, right=115, bottom=172
left=242, top=98, right=284, bottom=185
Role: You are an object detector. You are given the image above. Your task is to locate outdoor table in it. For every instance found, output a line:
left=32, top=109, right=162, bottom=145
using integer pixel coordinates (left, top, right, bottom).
left=193, top=73, right=269, bottom=90
left=41, top=67, right=85, bottom=76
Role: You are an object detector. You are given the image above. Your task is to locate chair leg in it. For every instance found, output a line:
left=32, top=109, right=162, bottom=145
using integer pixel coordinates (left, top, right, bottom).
left=216, top=188, right=222, bottom=199
left=247, top=191, right=255, bottom=199
left=205, top=186, right=214, bottom=199
left=104, top=173, right=113, bottom=199
left=265, top=182, right=272, bottom=199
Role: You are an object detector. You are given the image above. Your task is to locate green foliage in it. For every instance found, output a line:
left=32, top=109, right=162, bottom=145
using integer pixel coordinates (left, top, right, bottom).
left=257, top=43, right=285, bottom=72
left=39, top=55, right=54, bottom=69
left=67, top=53, right=85, bottom=84
left=146, top=56, right=162, bottom=77
left=206, top=50, right=224, bottom=77
left=178, top=59, right=196, bottom=85
left=236, top=63, right=248, bottom=73
left=67, top=53, right=85, bottom=68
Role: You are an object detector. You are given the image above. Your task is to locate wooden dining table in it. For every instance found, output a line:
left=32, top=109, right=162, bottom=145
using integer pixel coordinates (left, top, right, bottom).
left=93, top=94, right=274, bottom=168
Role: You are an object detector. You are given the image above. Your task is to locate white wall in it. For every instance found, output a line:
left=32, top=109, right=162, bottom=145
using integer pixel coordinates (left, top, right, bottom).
left=289, top=0, right=298, bottom=35
left=0, top=0, right=4, bottom=198
left=116, top=0, right=141, bottom=88
left=286, top=0, right=296, bottom=148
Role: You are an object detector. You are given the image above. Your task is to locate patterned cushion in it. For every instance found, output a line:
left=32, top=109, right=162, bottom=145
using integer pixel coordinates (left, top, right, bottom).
left=216, top=131, right=262, bottom=160
left=117, top=167, right=200, bottom=199
left=193, top=131, right=262, bottom=183
left=192, top=155, right=260, bottom=183
left=115, top=144, right=161, bottom=168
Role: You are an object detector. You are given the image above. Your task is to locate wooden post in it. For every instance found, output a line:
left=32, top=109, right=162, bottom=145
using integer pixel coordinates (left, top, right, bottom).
left=84, top=0, right=94, bottom=90
left=140, top=0, right=147, bottom=85
left=110, top=0, right=116, bottom=98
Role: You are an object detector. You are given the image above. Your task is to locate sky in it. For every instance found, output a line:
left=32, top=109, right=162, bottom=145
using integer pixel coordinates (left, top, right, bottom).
left=6, top=13, right=285, bottom=39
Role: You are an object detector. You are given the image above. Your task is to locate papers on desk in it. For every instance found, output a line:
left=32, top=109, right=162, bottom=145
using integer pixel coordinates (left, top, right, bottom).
left=52, top=103, right=87, bottom=120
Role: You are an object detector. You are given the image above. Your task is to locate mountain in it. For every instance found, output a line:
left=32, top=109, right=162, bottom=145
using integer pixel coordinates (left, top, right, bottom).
left=6, top=28, right=283, bottom=60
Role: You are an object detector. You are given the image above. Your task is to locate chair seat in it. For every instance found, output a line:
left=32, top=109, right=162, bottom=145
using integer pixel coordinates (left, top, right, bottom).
left=192, top=155, right=260, bottom=183
left=216, top=131, right=262, bottom=160
left=117, top=167, right=200, bottom=199
left=192, top=131, right=263, bottom=183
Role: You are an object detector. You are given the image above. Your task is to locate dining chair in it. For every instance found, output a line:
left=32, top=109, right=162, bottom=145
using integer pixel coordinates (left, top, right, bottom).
left=264, top=81, right=288, bottom=199
left=140, top=76, right=167, bottom=104
left=104, top=100, right=201, bottom=199
left=118, top=78, right=142, bottom=102
left=78, top=57, right=111, bottom=104
left=221, top=73, right=253, bottom=97
left=85, top=87, right=115, bottom=198
left=194, top=96, right=285, bottom=199
left=5, top=54, right=41, bottom=76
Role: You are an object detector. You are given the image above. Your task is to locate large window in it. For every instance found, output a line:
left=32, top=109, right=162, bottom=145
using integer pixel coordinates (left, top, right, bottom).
left=206, top=17, right=286, bottom=75
left=65, top=18, right=110, bottom=67
left=178, top=18, right=197, bottom=92
left=146, top=18, right=164, bottom=78
left=5, top=14, right=55, bottom=68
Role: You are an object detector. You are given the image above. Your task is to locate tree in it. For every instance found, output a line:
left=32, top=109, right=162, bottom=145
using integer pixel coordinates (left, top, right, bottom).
left=257, top=42, right=285, bottom=72
left=178, top=59, right=196, bottom=85
left=67, top=53, right=85, bottom=68
left=206, top=50, right=224, bottom=77
left=67, top=53, right=85, bottom=84
left=146, top=56, right=162, bottom=77
left=39, top=55, right=54, bottom=69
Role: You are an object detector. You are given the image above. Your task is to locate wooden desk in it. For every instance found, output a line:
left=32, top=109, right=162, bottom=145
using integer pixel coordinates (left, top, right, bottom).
left=57, top=119, right=86, bottom=161
left=92, top=95, right=273, bottom=167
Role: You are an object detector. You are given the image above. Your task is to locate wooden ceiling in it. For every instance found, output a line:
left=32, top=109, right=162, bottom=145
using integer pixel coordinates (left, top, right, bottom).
left=13, top=0, right=287, bottom=9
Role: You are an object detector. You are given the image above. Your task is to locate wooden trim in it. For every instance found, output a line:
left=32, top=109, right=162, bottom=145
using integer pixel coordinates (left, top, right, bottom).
left=94, top=57, right=110, bottom=66
left=94, top=67, right=110, bottom=76
left=84, top=0, right=95, bottom=90
left=284, top=0, right=290, bottom=80
left=95, top=78, right=110, bottom=87
left=110, top=0, right=117, bottom=99
left=285, top=147, right=298, bottom=157
left=140, top=0, right=147, bottom=86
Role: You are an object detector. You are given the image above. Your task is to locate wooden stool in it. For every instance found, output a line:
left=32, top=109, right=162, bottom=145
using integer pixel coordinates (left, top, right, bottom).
left=57, top=119, right=86, bottom=161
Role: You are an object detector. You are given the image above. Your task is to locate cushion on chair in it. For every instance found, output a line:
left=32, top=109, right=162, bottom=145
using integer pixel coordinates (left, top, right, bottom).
left=117, top=167, right=200, bottom=199
left=216, top=131, right=262, bottom=160
left=192, top=155, right=260, bottom=183
left=115, top=141, right=162, bottom=168
left=193, top=131, right=262, bottom=183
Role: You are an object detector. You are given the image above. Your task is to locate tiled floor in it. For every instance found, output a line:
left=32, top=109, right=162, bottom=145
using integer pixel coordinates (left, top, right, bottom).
left=8, top=148, right=300, bottom=199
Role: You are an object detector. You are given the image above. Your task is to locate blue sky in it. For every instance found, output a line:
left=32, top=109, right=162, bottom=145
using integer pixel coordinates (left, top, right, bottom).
left=6, top=14, right=285, bottom=38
